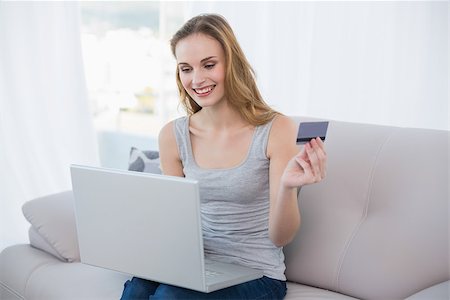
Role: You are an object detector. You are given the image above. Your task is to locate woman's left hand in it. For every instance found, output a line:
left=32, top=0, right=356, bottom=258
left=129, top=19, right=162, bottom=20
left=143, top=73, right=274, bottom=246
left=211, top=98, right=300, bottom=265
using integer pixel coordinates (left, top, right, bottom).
left=281, top=137, right=327, bottom=188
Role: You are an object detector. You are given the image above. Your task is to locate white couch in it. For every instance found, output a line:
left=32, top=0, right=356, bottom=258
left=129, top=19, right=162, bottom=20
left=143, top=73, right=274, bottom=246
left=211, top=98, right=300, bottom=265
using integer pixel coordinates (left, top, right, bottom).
left=1, top=117, right=449, bottom=299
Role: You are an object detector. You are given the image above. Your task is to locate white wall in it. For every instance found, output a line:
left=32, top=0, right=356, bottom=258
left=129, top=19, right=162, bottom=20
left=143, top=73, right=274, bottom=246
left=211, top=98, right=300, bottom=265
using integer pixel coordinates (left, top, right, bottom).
left=188, top=1, right=448, bottom=130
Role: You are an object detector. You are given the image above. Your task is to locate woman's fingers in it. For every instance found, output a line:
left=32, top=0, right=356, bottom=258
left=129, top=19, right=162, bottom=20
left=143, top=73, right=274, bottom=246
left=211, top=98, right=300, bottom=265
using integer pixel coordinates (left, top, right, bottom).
left=295, top=156, right=312, bottom=179
left=312, top=137, right=327, bottom=178
left=305, top=143, right=321, bottom=183
left=305, top=142, right=322, bottom=182
left=306, top=138, right=327, bottom=181
left=289, top=138, right=328, bottom=187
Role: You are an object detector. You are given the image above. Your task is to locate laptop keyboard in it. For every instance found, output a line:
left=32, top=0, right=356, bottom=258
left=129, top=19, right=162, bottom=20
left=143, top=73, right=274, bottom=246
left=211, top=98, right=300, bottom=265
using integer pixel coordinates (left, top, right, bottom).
left=205, top=269, right=223, bottom=278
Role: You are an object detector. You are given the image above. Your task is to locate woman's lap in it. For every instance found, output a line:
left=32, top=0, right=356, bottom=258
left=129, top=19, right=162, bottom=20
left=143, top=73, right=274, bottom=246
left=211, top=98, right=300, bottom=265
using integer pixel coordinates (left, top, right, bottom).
left=120, top=277, right=159, bottom=300
left=120, top=276, right=286, bottom=300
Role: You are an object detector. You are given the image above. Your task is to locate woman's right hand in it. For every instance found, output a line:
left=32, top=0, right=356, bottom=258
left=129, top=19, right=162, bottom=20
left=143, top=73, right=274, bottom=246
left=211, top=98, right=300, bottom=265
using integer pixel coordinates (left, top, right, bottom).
left=280, top=137, right=327, bottom=189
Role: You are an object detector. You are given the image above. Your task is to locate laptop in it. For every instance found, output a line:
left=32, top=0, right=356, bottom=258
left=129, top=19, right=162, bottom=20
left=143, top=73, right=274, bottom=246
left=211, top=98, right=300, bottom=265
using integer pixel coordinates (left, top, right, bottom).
left=70, top=165, right=263, bottom=293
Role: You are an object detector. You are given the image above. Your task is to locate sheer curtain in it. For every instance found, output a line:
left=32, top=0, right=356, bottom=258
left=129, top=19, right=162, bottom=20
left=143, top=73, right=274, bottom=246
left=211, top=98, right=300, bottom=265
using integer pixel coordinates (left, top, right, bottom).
left=187, top=1, right=448, bottom=130
left=0, top=2, right=99, bottom=251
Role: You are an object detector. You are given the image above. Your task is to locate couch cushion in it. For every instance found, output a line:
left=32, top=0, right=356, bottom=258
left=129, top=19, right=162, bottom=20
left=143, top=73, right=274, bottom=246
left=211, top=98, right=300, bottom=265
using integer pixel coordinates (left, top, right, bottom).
left=25, top=259, right=130, bottom=300
left=405, top=281, right=449, bottom=300
left=0, top=244, right=57, bottom=299
left=284, top=118, right=449, bottom=300
left=128, top=147, right=161, bottom=174
left=285, top=282, right=358, bottom=300
left=22, top=191, right=79, bottom=262
left=28, top=226, right=65, bottom=262
left=0, top=244, right=129, bottom=300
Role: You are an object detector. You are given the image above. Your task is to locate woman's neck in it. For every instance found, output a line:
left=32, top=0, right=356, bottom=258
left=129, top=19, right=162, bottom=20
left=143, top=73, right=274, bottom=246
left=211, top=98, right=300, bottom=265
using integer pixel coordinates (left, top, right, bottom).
left=194, top=102, right=248, bottom=130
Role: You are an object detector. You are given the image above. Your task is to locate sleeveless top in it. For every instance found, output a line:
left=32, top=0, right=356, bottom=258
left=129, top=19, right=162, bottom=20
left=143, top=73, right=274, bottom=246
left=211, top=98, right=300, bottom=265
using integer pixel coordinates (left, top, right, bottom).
left=173, top=116, right=286, bottom=280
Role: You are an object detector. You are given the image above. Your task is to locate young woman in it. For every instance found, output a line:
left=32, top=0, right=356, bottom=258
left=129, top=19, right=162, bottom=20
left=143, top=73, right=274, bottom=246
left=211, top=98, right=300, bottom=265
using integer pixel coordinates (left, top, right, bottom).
left=121, top=14, right=327, bottom=300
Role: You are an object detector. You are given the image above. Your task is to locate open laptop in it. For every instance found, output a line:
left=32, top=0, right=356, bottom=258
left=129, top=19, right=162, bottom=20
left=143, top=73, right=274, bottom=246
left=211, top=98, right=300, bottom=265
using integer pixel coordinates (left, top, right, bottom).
left=70, top=165, right=263, bottom=293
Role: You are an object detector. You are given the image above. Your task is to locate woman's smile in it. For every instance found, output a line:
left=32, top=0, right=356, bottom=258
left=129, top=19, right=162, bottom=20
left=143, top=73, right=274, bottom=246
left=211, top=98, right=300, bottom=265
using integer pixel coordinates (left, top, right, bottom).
left=193, top=85, right=216, bottom=97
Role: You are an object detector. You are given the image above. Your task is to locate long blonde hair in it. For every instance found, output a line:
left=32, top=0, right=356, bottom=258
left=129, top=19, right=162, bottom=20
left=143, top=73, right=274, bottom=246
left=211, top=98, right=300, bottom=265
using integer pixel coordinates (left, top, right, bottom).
left=170, top=14, right=279, bottom=126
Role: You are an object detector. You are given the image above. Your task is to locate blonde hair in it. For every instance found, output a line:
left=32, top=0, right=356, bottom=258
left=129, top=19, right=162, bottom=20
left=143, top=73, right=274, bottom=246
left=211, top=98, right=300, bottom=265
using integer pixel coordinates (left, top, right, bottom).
left=170, top=14, right=279, bottom=126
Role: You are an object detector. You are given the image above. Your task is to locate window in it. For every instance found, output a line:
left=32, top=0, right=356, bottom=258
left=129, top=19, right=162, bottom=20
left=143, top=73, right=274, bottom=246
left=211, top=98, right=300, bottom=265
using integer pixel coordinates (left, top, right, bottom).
left=80, top=2, right=186, bottom=137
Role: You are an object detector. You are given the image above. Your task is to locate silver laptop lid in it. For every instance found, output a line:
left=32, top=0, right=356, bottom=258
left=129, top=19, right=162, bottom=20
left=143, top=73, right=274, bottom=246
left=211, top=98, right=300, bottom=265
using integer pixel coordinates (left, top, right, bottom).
left=70, top=165, right=207, bottom=291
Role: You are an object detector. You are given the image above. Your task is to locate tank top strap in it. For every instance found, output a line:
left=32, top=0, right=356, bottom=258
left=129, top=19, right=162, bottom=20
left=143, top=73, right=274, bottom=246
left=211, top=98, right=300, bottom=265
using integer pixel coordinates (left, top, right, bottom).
left=173, top=116, right=191, bottom=165
left=247, top=118, right=275, bottom=161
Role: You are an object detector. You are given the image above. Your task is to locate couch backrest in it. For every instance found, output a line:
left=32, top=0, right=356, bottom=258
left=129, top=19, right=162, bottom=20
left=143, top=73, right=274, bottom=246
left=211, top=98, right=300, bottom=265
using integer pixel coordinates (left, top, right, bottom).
left=284, top=117, right=449, bottom=300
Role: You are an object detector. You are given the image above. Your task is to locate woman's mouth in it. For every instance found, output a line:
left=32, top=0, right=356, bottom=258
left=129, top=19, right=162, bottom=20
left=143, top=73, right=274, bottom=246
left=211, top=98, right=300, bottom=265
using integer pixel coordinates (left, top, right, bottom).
left=193, top=85, right=215, bottom=97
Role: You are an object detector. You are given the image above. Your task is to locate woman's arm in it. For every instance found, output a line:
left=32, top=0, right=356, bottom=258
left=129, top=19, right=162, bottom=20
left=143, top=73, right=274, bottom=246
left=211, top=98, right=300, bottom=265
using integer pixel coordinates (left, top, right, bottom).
left=158, top=121, right=185, bottom=177
left=267, top=115, right=327, bottom=247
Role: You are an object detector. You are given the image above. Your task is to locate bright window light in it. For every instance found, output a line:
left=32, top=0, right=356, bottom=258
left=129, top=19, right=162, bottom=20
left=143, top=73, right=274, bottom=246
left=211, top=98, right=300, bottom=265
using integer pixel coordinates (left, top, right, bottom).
left=80, top=2, right=186, bottom=137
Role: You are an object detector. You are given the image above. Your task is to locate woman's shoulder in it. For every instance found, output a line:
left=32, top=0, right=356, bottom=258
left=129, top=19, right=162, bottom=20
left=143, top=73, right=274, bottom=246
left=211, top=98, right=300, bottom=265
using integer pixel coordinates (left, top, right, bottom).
left=270, top=114, right=297, bottom=135
left=158, top=120, right=175, bottom=146
left=267, top=114, right=298, bottom=156
left=158, top=118, right=185, bottom=176
left=159, top=116, right=187, bottom=140
left=159, top=117, right=184, bottom=144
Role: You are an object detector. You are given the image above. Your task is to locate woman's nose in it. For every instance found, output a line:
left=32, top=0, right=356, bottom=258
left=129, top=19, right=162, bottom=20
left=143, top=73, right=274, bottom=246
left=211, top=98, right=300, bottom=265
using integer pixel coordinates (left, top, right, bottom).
left=192, top=70, right=206, bottom=85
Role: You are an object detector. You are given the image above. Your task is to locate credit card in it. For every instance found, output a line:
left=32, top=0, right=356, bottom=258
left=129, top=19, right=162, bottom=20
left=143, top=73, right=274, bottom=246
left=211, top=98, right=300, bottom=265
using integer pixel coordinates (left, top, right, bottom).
left=296, top=121, right=329, bottom=144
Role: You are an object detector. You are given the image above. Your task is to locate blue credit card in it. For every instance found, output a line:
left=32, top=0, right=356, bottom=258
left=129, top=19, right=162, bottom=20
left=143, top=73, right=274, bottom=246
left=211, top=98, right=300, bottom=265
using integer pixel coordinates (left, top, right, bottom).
left=296, top=121, right=329, bottom=144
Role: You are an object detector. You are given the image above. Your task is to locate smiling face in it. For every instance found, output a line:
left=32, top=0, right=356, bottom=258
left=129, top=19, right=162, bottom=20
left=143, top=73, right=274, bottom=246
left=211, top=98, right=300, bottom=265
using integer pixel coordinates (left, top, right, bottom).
left=175, top=33, right=227, bottom=109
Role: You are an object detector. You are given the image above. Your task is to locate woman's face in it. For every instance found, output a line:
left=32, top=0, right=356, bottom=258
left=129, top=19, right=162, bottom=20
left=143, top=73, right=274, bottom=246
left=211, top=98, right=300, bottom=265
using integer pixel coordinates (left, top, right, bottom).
left=175, top=33, right=226, bottom=109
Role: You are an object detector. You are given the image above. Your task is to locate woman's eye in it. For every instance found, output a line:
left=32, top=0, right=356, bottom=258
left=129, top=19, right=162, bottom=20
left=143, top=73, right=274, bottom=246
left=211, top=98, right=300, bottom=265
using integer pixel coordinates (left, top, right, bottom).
left=205, top=64, right=215, bottom=69
left=180, top=67, right=191, bottom=73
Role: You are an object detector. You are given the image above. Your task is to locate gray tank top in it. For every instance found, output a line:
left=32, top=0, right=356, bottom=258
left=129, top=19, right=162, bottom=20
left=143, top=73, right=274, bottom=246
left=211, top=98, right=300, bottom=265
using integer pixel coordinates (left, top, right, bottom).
left=173, top=116, right=286, bottom=280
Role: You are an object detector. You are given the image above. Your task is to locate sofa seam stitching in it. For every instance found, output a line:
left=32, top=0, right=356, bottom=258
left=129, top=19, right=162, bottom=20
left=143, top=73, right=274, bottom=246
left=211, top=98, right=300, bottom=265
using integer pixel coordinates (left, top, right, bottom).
left=333, top=128, right=398, bottom=290
left=0, top=280, right=26, bottom=299
left=24, top=259, right=60, bottom=298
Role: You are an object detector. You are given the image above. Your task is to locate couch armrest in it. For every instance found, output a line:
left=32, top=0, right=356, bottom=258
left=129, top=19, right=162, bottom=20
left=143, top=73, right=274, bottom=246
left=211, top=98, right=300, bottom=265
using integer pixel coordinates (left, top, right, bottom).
left=405, top=281, right=449, bottom=300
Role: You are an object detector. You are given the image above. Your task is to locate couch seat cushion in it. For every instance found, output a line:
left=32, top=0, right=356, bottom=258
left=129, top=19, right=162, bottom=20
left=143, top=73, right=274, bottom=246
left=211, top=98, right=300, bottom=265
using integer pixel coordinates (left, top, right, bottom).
left=286, top=282, right=359, bottom=300
left=1, top=244, right=57, bottom=299
left=405, top=280, right=449, bottom=300
left=0, top=244, right=130, bottom=300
